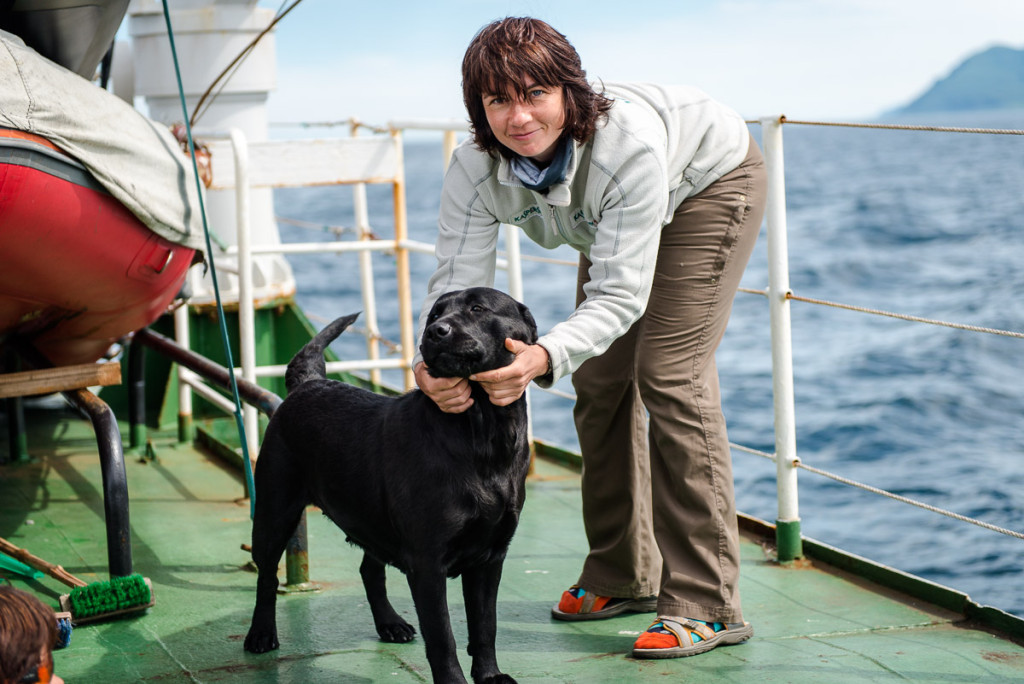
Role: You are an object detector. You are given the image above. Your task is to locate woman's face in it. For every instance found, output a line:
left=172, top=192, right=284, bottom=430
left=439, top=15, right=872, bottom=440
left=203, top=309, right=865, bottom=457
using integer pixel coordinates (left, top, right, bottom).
left=482, top=79, right=566, bottom=163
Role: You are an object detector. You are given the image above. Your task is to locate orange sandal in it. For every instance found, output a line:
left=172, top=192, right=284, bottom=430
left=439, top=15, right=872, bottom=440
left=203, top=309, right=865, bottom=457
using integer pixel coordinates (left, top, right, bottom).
left=632, top=618, right=753, bottom=658
left=550, top=585, right=658, bottom=621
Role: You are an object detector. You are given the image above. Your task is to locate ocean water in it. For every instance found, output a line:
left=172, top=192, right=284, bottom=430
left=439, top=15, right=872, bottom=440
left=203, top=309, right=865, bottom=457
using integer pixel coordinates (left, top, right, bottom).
left=273, top=110, right=1024, bottom=617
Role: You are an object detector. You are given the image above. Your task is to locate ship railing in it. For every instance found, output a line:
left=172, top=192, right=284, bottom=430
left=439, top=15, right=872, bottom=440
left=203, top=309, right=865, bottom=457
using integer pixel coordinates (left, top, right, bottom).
left=190, top=116, right=1024, bottom=567
left=753, top=116, right=1024, bottom=555
left=375, top=116, right=1024, bottom=561
left=190, top=121, right=538, bottom=467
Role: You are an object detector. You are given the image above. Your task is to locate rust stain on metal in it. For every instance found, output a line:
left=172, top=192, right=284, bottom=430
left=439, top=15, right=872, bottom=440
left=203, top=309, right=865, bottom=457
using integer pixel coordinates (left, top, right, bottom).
left=982, top=650, right=1023, bottom=666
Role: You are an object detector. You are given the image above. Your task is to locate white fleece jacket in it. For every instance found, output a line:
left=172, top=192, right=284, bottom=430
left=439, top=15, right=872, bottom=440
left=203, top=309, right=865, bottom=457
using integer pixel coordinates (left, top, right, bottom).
left=416, top=82, right=750, bottom=385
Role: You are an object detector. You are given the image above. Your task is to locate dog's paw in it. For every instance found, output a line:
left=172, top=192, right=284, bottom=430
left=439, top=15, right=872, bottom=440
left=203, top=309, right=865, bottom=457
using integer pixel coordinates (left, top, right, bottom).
left=376, top=619, right=417, bottom=643
left=243, top=629, right=280, bottom=654
left=475, top=674, right=516, bottom=684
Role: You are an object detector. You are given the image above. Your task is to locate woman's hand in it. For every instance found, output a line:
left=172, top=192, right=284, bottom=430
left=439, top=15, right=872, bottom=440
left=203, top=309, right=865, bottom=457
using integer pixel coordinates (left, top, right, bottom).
left=470, top=339, right=550, bottom=407
left=414, top=361, right=474, bottom=414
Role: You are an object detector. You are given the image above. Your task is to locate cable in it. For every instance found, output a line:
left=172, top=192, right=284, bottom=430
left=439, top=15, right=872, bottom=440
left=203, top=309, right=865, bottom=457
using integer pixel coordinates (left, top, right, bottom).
left=161, top=1, right=256, bottom=517
left=189, top=0, right=306, bottom=127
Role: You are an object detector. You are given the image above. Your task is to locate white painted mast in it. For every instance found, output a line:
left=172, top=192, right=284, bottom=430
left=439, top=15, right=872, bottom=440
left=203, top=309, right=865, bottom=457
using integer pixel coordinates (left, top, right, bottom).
left=125, top=0, right=295, bottom=306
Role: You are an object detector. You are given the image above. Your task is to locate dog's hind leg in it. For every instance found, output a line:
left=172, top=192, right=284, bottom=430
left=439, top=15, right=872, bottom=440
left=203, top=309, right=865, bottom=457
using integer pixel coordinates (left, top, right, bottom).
left=406, top=567, right=468, bottom=684
left=462, top=560, right=516, bottom=684
left=359, top=553, right=416, bottom=643
left=244, top=435, right=307, bottom=653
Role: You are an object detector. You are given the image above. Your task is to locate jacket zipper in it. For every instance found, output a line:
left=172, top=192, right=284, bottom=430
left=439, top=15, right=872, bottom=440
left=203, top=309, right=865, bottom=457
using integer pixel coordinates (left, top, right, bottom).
left=548, top=204, right=567, bottom=240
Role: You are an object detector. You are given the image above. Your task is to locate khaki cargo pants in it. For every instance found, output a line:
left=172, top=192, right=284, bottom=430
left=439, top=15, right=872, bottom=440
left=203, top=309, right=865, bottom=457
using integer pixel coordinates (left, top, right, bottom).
left=571, top=136, right=767, bottom=623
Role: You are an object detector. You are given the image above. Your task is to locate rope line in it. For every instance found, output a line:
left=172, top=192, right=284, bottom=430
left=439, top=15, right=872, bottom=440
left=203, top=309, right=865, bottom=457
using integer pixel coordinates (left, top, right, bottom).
left=275, top=215, right=362, bottom=238
left=747, top=116, right=1024, bottom=136
left=734, top=444, right=1024, bottom=540
left=270, top=118, right=391, bottom=135
left=161, top=2, right=255, bottom=516
left=190, top=0, right=306, bottom=126
left=737, top=287, right=1024, bottom=339
left=786, top=292, right=1024, bottom=338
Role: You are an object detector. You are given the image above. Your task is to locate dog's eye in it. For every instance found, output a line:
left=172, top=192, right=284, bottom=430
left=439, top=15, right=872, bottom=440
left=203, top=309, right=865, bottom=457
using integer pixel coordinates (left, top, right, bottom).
left=470, top=305, right=485, bottom=313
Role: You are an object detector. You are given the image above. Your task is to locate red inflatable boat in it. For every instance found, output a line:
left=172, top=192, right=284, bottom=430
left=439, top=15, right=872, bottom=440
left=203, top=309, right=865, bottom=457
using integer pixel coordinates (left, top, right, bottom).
left=0, top=128, right=195, bottom=366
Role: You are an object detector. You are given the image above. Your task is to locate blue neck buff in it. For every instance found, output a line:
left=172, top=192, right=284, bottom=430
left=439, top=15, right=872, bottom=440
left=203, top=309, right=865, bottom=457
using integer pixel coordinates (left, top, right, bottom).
left=509, top=136, right=572, bottom=192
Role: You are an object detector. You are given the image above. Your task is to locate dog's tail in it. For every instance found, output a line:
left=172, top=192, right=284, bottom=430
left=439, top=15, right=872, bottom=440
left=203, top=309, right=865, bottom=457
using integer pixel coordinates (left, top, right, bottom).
left=285, top=313, right=360, bottom=393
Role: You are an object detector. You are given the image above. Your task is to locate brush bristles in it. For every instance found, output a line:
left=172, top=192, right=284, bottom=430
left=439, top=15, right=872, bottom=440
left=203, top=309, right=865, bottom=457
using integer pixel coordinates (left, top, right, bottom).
left=68, top=573, right=151, bottom=619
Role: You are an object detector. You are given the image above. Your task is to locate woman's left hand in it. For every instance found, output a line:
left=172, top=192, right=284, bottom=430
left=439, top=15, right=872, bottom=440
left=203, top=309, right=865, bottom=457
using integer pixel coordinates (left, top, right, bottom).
left=470, top=339, right=550, bottom=406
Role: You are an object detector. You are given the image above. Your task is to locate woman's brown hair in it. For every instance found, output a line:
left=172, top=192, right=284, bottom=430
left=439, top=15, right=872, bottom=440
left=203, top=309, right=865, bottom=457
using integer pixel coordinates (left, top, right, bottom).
left=461, top=17, right=613, bottom=158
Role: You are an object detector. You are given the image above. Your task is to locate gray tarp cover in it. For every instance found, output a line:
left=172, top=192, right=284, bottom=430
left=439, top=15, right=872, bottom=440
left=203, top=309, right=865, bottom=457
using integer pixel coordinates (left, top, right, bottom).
left=0, top=29, right=206, bottom=252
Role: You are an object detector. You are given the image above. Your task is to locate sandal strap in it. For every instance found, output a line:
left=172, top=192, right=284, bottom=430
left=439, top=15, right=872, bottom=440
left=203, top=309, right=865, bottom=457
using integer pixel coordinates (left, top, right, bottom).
left=658, top=618, right=717, bottom=645
left=579, top=591, right=600, bottom=614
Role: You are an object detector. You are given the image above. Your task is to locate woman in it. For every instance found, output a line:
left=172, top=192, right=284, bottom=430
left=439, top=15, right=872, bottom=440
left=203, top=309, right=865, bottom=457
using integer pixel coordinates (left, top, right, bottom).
left=414, top=17, right=767, bottom=659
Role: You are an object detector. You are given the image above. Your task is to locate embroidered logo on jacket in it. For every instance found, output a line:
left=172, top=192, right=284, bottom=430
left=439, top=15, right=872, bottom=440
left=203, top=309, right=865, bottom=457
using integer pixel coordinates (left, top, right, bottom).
left=572, top=209, right=595, bottom=228
left=510, top=205, right=543, bottom=224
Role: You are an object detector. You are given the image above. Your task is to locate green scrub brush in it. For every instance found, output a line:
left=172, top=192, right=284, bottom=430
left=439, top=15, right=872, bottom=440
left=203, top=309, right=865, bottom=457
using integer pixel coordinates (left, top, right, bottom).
left=0, top=536, right=153, bottom=623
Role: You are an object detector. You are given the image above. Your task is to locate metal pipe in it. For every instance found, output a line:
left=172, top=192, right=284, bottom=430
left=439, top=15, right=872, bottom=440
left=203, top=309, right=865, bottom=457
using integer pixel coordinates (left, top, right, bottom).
left=127, top=338, right=146, bottom=450
left=234, top=357, right=407, bottom=379
left=180, top=374, right=237, bottom=414
left=503, top=224, right=535, bottom=466
left=390, top=129, right=415, bottom=390
left=13, top=343, right=133, bottom=576
left=760, top=116, right=803, bottom=561
left=174, top=303, right=193, bottom=441
left=2, top=355, right=28, bottom=463
left=442, top=130, right=458, bottom=170
left=351, top=122, right=383, bottom=386
left=135, top=328, right=282, bottom=417
left=282, top=510, right=312, bottom=590
left=230, top=128, right=260, bottom=475
left=221, top=240, right=395, bottom=255
left=4, top=396, right=28, bottom=464
left=63, top=387, right=134, bottom=577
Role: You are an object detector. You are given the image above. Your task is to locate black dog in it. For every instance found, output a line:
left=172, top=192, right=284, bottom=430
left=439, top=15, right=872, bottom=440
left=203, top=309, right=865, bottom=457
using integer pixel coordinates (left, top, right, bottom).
left=244, top=287, right=537, bottom=684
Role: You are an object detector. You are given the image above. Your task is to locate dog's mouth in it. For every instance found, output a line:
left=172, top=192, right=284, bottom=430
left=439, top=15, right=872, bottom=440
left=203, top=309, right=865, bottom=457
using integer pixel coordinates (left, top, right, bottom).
left=421, top=334, right=518, bottom=378
left=421, top=339, right=488, bottom=378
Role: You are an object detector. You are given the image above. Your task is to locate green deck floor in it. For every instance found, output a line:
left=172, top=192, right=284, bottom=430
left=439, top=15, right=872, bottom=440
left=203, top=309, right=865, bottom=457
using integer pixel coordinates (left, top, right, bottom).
left=2, top=404, right=1023, bottom=683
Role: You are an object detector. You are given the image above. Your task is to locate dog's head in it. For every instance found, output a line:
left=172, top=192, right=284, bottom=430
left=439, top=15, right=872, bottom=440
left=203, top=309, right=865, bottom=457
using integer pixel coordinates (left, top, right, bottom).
left=420, top=287, right=538, bottom=378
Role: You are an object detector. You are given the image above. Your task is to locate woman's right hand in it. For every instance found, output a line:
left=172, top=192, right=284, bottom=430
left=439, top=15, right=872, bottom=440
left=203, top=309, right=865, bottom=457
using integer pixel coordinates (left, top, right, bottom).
left=414, top=361, right=474, bottom=414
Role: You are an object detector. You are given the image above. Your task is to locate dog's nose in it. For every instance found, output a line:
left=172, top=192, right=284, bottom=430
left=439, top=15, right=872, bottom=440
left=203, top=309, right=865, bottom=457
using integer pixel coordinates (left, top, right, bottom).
left=428, top=322, right=452, bottom=339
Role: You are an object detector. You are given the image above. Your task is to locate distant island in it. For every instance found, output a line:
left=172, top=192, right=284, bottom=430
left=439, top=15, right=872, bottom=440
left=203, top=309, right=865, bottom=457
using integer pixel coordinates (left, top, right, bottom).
left=891, top=45, right=1024, bottom=114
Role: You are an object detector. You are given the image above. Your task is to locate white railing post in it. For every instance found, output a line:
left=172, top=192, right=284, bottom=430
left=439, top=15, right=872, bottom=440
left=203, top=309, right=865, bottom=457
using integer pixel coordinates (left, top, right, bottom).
left=174, top=302, right=194, bottom=442
left=442, top=130, right=458, bottom=170
left=229, top=128, right=260, bottom=473
left=760, top=115, right=803, bottom=561
left=503, top=224, right=535, bottom=460
left=390, top=128, right=416, bottom=390
left=350, top=121, right=383, bottom=386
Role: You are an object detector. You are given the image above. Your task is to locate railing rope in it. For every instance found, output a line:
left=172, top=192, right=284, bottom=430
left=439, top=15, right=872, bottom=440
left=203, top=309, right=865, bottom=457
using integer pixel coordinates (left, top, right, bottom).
left=778, top=117, right=1024, bottom=136
left=786, top=293, right=1024, bottom=339
left=736, top=443, right=1024, bottom=541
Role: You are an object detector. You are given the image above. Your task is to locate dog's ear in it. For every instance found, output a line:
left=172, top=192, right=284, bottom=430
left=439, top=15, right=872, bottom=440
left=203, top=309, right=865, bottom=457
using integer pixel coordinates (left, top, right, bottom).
left=518, top=302, right=539, bottom=344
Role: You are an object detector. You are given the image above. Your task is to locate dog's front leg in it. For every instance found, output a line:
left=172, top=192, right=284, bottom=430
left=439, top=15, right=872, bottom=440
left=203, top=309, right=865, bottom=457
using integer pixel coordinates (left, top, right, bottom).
left=406, top=567, right=467, bottom=684
left=462, top=560, right=515, bottom=684
left=360, top=553, right=416, bottom=643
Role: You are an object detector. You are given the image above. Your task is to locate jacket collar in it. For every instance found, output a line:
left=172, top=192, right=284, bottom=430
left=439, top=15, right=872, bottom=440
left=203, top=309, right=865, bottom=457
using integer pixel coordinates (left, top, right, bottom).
left=496, top=139, right=582, bottom=207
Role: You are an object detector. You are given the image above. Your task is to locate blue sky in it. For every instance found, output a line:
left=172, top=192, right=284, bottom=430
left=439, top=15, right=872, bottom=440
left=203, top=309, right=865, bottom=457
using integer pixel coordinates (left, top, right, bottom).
left=257, top=0, right=1023, bottom=126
